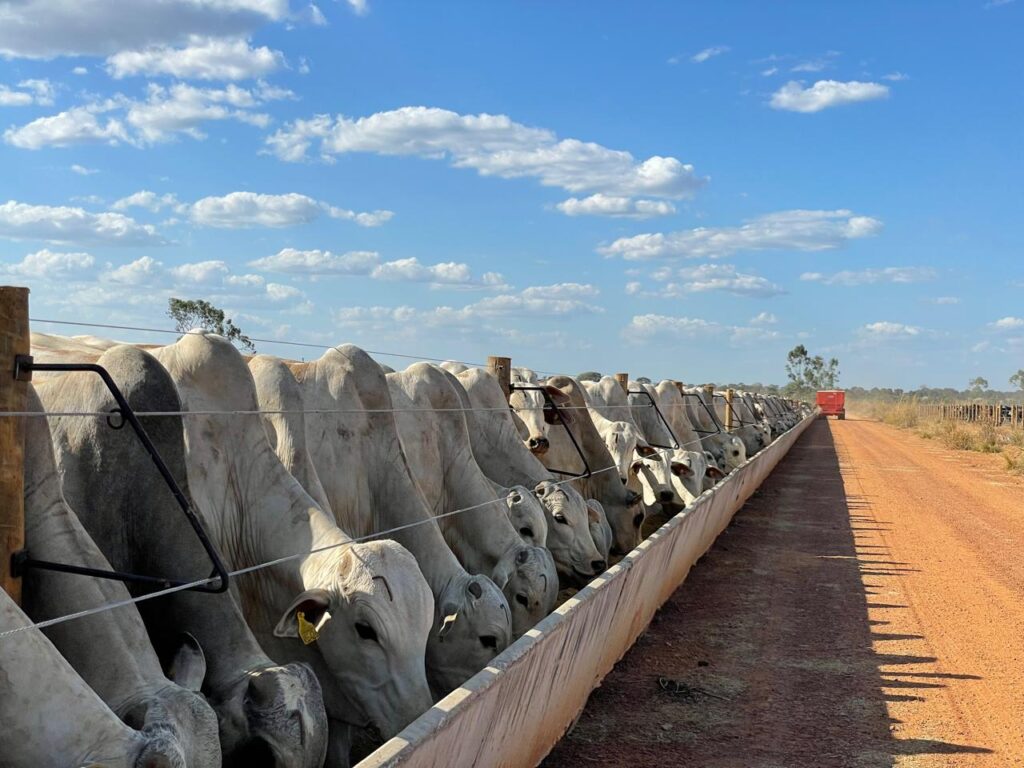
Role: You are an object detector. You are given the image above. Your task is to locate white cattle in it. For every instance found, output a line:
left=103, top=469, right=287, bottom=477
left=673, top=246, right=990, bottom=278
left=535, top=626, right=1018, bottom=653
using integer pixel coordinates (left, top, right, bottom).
left=0, top=587, right=182, bottom=768
left=512, top=373, right=644, bottom=556
left=452, top=367, right=606, bottom=585
left=684, top=386, right=746, bottom=472
left=153, top=332, right=433, bottom=759
left=653, top=381, right=723, bottom=500
left=38, top=342, right=329, bottom=768
left=248, top=354, right=332, bottom=514
left=583, top=378, right=682, bottom=511
left=22, top=387, right=219, bottom=768
left=387, top=363, right=559, bottom=635
left=251, top=349, right=511, bottom=696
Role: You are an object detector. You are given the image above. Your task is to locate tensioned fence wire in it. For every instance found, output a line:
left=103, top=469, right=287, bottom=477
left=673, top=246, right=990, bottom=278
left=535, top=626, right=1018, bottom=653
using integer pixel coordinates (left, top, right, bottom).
left=0, top=422, right=756, bottom=641
left=1, top=316, right=788, bottom=638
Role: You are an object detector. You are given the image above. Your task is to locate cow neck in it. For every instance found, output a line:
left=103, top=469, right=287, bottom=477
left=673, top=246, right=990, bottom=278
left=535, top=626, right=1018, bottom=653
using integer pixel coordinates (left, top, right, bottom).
left=459, top=371, right=551, bottom=489
left=393, top=368, right=518, bottom=577
left=303, top=358, right=468, bottom=598
left=0, top=588, right=151, bottom=768
left=154, top=341, right=345, bottom=597
left=35, top=350, right=279, bottom=694
left=248, top=356, right=333, bottom=516
left=22, top=386, right=166, bottom=712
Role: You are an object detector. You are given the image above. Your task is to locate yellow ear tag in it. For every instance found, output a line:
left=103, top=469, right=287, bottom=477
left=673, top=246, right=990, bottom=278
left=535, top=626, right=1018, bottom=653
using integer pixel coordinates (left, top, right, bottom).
left=297, top=611, right=319, bottom=645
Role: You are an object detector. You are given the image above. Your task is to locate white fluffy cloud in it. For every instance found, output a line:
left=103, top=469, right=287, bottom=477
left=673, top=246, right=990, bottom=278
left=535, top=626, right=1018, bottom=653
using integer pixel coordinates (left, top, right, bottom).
left=106, top=36, right=284, bottom=80
left=691, top=46, right=729, bottom=63
left=248, top=248, right=381, bottom=274
left=0, top=79, right=55, bottom=106
left=861, top=321, right=921, bottom=338
left=0, top=200, right=165, bottom=246
left=5, top=82, right=290, bottom=149
left=601, top=209, right=881, bottom=260
left=4, top=104, right=131, bottom=149
left=750, top=311, right=778, bottom=325
left=264, top=106, right=706, bottom=212
left=248, top=247, right=506, bottom=289
left=800, top=266, right=935, bottom=286
left=555, top=194, right=675, bottom=218
left=990, top=316, right=1024, bottom=331
left=928, top=296, right=960, bottom=305
left=335, top=283, right=603, bottom=335
left=624, top=313, right=783, bottom=346
left=70, top=164, right=98, bottom=175
left=0, top=248, right=95, bottom=278
left=369, top=257, right=505, bottom=288
left=187, top=191, right=391, bottom=228
left=624, top=314, right=719, bottom=339
left=770, top=80, right=890, bottom=113
left=112, top=190, right=184, bottom=212
left=100, top=254, right=310, bottom=312
left=0, top=0, right=290, bottom=59
left=628, top=263, right=785, bottom=298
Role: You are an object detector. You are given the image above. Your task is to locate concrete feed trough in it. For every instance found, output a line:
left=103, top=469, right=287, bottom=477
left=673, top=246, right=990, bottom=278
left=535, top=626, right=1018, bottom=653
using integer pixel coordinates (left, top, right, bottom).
left=358, top=412, right=817, bottom=768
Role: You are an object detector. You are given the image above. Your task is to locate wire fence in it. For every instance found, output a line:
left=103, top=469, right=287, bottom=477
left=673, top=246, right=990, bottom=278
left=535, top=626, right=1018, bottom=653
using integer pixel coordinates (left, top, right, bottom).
left=1, top=316, right=796, bottom=639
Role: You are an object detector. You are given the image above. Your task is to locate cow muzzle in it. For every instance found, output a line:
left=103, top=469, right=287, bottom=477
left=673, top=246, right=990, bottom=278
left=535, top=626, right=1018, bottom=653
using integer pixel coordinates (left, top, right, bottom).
left=527, top=436, right=549, bottom=455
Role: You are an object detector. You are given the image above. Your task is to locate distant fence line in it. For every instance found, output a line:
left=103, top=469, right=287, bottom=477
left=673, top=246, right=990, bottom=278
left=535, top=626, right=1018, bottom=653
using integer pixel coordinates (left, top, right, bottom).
left=916, top=402, right=1024, bottom=427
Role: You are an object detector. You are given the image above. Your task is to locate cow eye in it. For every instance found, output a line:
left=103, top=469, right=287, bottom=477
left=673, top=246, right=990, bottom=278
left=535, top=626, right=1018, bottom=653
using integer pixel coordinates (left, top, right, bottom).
left=480, top=635, right=498, bottom=650
left=515, top=593, right=529, bottom=608
left=355, top=622, right=378, bottom=642
left=554, top=512, right=568, bottom=525
left=519, top=526, right=534, bottom=538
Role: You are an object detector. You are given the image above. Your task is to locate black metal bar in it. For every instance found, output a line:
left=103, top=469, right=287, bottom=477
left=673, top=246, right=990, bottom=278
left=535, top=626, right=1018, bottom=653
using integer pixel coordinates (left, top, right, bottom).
left=12, top=357, right=230, bottom=594
left=11, top=552, right=177, bottom=589
left=627, top=389, right=679, bottom=449
left=509, top=384, right=592, bottom=478
left=715, top=394, right=756, bottom=427
left=681, top=392, right=722, bottom=436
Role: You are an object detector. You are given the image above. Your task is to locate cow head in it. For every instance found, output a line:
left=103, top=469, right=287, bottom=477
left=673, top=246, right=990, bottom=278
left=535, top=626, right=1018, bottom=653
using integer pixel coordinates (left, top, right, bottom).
left=492, top=543, right=559, bottom=636
left=427, top=573, right=511, bottom=696
left=630, top=450, right=682, bottom=509
left=273, top=540, right=434, bottom=740
left=503, top=486, right=548, bottom=547
left=513, top=382, right=573, bottom=456
left=534, top=481, right=605, bottom=587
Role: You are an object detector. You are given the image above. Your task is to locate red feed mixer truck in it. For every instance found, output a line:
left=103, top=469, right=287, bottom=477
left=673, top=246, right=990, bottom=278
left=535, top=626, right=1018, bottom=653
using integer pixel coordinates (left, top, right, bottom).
left=816, top=390, right=846, bottom=420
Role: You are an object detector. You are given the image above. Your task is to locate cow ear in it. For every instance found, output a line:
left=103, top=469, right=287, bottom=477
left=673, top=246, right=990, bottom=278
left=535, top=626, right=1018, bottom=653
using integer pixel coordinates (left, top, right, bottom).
left=706, top=465, right=726, bottom=480
left=635, top=444, right=657, bottom=458
left=274, top=589, right=332, bottom=639
left=543, top=384, right=571, bottom=406
left=630, top=460, right=644, bottom=475
left=586, top=499, right=605, bottom=524
left=670, top=461, right=693, bottom=477
left=165, top=633, right=206, bottom=693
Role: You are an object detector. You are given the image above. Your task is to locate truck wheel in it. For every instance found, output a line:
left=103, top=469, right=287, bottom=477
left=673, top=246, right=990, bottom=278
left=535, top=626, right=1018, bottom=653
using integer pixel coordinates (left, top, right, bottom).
left=838, top=413, right=845, bottom=420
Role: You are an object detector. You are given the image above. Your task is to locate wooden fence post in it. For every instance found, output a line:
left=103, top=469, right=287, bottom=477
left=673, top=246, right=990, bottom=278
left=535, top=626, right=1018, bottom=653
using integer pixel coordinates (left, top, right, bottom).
left=487, top=356, right=512, bottom=402
left=1, top=286, right=29, bottom=603
left=725, top=388, right=735, bottom=431
left=615, top=373, right=629, bottom=394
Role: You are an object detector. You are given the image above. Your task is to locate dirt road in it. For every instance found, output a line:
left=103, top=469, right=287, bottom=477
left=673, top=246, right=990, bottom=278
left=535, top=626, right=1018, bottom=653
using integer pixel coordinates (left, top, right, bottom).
left=542, top=418, right=1024, bottom=768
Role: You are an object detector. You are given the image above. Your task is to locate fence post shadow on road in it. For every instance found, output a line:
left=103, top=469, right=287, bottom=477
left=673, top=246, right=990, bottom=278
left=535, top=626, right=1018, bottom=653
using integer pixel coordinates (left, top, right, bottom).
left=765, top=419, right=991, bottom=764
left=544, top=418, right=991, bottom=767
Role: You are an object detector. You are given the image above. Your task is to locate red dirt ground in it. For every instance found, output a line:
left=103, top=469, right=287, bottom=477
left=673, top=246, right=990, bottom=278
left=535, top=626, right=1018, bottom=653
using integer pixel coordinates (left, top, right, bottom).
left=542, top=417, right=1024, bottom=768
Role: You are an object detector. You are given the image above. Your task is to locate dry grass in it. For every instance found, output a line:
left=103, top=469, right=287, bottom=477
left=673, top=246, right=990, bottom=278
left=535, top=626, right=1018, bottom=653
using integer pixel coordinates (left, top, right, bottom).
left=863, top=400, right=1024, bottom=472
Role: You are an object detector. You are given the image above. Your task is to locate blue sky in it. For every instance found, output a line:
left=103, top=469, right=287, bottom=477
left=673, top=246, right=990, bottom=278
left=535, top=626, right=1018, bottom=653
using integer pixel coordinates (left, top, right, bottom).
left=1, top=0, right=1021, bottom=389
